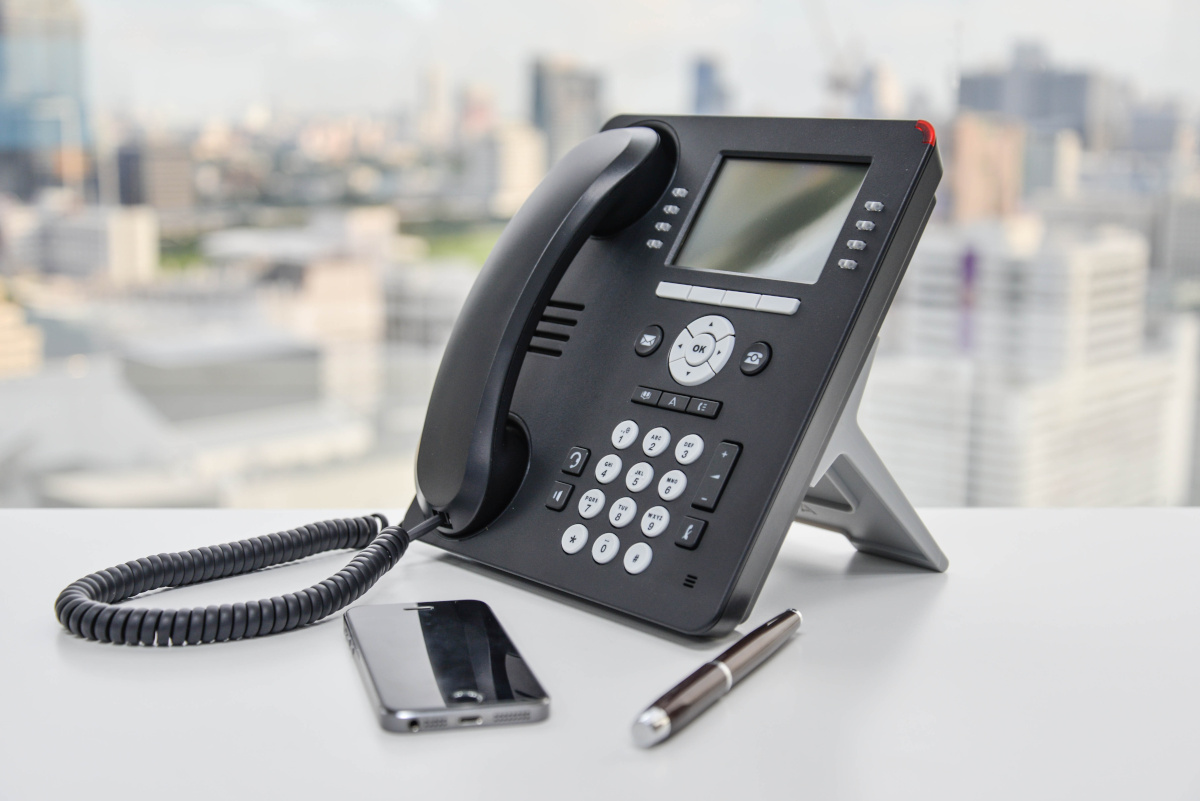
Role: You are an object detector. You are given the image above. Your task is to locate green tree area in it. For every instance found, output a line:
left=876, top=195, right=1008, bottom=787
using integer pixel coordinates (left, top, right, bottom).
left=159, top=236, right=204, bottom=271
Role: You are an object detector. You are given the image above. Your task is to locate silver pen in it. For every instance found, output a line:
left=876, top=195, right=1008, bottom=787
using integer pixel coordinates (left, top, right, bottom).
left=632, top=608, right=803, bottom=747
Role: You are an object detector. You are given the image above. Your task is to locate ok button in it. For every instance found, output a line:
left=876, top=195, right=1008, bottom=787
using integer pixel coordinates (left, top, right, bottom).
left=685, top=333, right=716, bottom=366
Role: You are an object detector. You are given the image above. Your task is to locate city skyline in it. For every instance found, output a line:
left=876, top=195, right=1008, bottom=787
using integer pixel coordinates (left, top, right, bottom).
left=78, top=0, right=1200, bottom=126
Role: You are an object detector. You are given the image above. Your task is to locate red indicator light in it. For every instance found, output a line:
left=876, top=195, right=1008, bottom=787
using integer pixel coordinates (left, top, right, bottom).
left=915, top=120, right=936, bottom=146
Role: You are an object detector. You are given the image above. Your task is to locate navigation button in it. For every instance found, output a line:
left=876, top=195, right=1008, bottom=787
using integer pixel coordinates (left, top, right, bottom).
left=675, top=517, right=707, bottom=550
left=686, top=314, right=735, bottom=341
left=684, top=332, right=716, bottom=366
left=670, top=360, right=716, bottom=387
left=635, top=325, right=664, bottom=357
left=692, top=442, right=741, bottom=512
left=669, top=328, right=694, bottom=363
left=708, top=336, right=734, bottom=374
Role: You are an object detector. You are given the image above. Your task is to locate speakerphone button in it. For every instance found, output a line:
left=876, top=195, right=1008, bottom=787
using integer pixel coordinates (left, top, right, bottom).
left=623, top=542, right=653, bottom=574
left=561, top=524, right=588, bottom=555
left=675, top=517, right=707, bottom=550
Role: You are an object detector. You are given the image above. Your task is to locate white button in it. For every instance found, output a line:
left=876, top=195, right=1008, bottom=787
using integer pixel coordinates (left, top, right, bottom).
left=595, top=454, right=622, bottom=484
left=647, top=239, right=663, bottom=249
left=591, top=532, right=620, bottom=564
left=642, top=427, right=671, bottom=457
left=625, top=462, right=655, bottom=493
left=855, top=220, right=875, bottom=231
left=687, top=285, right=725, bottom=306
left=675, top=434, right=704, bottom=465
left=756, top=295, right=801, bottom=315
left=612, top=420, right=639, bottom=450
left=838, top=259, right=858, bottom=270
left=663, top=204, right=680, bottom=215
left=577, top=489, right=605, bottom=519
left=668, top=328, right=694, bottom=363
left=720, top=290, right=761, bottom=310
left=623, top=542, right=653, bottom=574
left=864, top=201, right=884, bottom=212
left=709, top=336, right=735, bottom=374
left=641, top=506, right=670, bottom=537
left=847, top=240, right=866, bottom=250
left=671, top=187, right=688, bottom=198
left=654, top=222, right=671, bottom=232
left=655, top=281, right=692, bottom=301
left=687, top=314, right=735, bottom=341
left=609, top=497, right=637, bottom=528
left=670, top=360, right=716, bottom=387
left=561, top=524, right=588, bottom=554
left=685, top=332, right=716, bottom=366
left=658, top=470, right=687, bottom=501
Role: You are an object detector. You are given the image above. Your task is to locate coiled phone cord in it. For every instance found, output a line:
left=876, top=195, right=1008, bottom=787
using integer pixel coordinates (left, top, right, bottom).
left=53, top=512, right=444, bottom=646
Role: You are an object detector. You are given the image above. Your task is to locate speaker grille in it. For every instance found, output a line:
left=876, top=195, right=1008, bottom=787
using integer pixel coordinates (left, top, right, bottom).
left=493, top=710, right=532, bottom=724
left=528, top=299, right=585, bottom=358
left=683, top=574, right=698, bottom=589
left=420, top=717, right=447, bottom=729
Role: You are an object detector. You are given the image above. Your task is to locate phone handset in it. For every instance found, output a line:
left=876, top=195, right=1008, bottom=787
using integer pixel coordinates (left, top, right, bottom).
left=415, top=126, right=675, bottom=537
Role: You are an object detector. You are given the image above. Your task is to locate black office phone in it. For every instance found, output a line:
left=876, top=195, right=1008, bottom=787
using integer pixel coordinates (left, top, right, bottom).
left=401, top=115, right=948, bottom=637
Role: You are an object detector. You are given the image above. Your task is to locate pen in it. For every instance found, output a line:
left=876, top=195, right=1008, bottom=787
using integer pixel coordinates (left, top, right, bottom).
left=632, top=608, right=802, bottom=747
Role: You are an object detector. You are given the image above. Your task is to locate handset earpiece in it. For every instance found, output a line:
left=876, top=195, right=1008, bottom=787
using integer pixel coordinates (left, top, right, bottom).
left=415, top=126, right=675, bottom=537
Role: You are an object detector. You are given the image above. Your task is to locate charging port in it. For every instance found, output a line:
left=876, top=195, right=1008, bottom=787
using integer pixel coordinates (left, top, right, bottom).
left=457, top=716, right=483, bottom=726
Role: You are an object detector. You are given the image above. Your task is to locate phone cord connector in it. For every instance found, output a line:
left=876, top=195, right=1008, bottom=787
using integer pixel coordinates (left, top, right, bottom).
left=53, top=512, right=445, bottom=646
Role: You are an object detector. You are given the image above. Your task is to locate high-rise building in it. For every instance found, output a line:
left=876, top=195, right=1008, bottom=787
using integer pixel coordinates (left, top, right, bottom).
left=0, top=0, right=89, bottom=199
left=861, top=217, right=1197, bottom=506
left=117, top=141, right=195, bottom=211
left=692, top=57, right=729, bottom=115
left=531, top=59, right=602, bottom=167
left=949, top=113, right=1026, bottom=222
left=958, top=43, right=1131, bottom=151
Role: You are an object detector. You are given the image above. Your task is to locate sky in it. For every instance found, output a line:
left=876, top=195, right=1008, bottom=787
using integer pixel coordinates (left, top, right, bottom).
left=78, top=0, right=1200, bottom=126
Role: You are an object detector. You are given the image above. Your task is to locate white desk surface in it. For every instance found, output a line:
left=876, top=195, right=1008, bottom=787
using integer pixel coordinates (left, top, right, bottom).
left=2, top=508, right=1198, bottom=800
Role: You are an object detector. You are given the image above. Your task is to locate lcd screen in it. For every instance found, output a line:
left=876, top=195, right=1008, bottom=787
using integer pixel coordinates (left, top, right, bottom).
left=674, top=158, right=869, bottom=285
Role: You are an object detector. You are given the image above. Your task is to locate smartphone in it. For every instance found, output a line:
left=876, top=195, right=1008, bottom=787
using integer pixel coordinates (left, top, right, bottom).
left=343, top=600, right=550, bottom=733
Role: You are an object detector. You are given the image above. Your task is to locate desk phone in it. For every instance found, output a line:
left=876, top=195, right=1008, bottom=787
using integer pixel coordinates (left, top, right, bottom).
left=405, top=115, right=948, bottom=637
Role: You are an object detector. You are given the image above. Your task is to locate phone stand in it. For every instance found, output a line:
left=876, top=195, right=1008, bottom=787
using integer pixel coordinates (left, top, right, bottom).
left=797, top=340, right=949, bottom=571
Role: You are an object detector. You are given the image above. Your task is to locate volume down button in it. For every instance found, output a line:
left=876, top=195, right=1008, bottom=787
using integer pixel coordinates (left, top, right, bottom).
left=691, top=442, right=741, bottom=512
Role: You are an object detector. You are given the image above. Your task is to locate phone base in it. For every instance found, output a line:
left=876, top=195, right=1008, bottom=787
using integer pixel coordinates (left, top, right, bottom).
left=797, top=340, right=949, bottom=572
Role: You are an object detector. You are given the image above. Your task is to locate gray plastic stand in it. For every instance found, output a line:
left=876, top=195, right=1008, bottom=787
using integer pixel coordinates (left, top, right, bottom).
left=796, top=340, right=949, bottom=571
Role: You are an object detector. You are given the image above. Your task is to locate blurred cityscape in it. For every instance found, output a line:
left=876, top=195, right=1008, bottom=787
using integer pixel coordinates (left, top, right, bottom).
left=1, top=2, right=1198, bottom=508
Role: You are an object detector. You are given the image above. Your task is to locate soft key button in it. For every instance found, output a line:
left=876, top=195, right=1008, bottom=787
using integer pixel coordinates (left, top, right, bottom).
left=655, top=281, right=692, bottom=301
left=756, top=295, right=800, bottom=315
left=687, top=286, right=725, bottom=305
left=642, top=427, right=671, bottom=457
left=720, top=290, right=761, bottom=310
left=609, top=497, right=637, bottom=528
left=611, top=420, right=639, bottom=450
left=626, top=462, right=655, bottom=493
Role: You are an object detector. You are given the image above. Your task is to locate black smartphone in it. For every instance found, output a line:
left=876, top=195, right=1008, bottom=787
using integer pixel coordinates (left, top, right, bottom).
left=343, top=600, right=550, bottom=733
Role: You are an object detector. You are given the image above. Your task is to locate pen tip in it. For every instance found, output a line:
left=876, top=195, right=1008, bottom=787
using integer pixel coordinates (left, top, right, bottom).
left=632, top=706, right=672, bottom=748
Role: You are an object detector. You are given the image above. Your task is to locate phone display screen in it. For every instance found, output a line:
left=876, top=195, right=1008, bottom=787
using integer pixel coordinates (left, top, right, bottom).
left=674, top=157, right=869, bottom=285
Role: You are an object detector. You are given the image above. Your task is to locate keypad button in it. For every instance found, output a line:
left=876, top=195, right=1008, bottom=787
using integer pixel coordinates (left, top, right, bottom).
left=623, top=542, right=653, bottom=574
left=658, top=470, right=687, bottom=501
left=741, top=342, right=772, bottom=375
left=609, top=497, right=637, bottom=528
left=595, top=454, right=622, bottom=484
left=675, top=517, right=707, bottom=550
left=625, top=462, right=655, bottom=493
left=612, top=420, right=639, bottom=450
left=546, top=482, right=574, bottom=511
left=641, top=506, right=670, bottom=537
left=686, top=315, right=735, bottom=341
left=578, top=489, right=606, bottom=519
left=675, top=434, right=704, bottom=465
left=692, top=442, right=741, bottom=512
left=632, top=386, right=662, bottom=406
left=657, top=392, right=690, bottom=411
left=670, top=360, right=716, bottom=387
left=561, top=523, right=588, bottom=554
left=686, top=397, right=720, bottom=418
left=635, top=325, right=664, bottom=357
left=591, top=532, right=620, bottom=564
left=561, top=447, right=589, bottom=476
left=642, top=426, right=671, bottom=457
